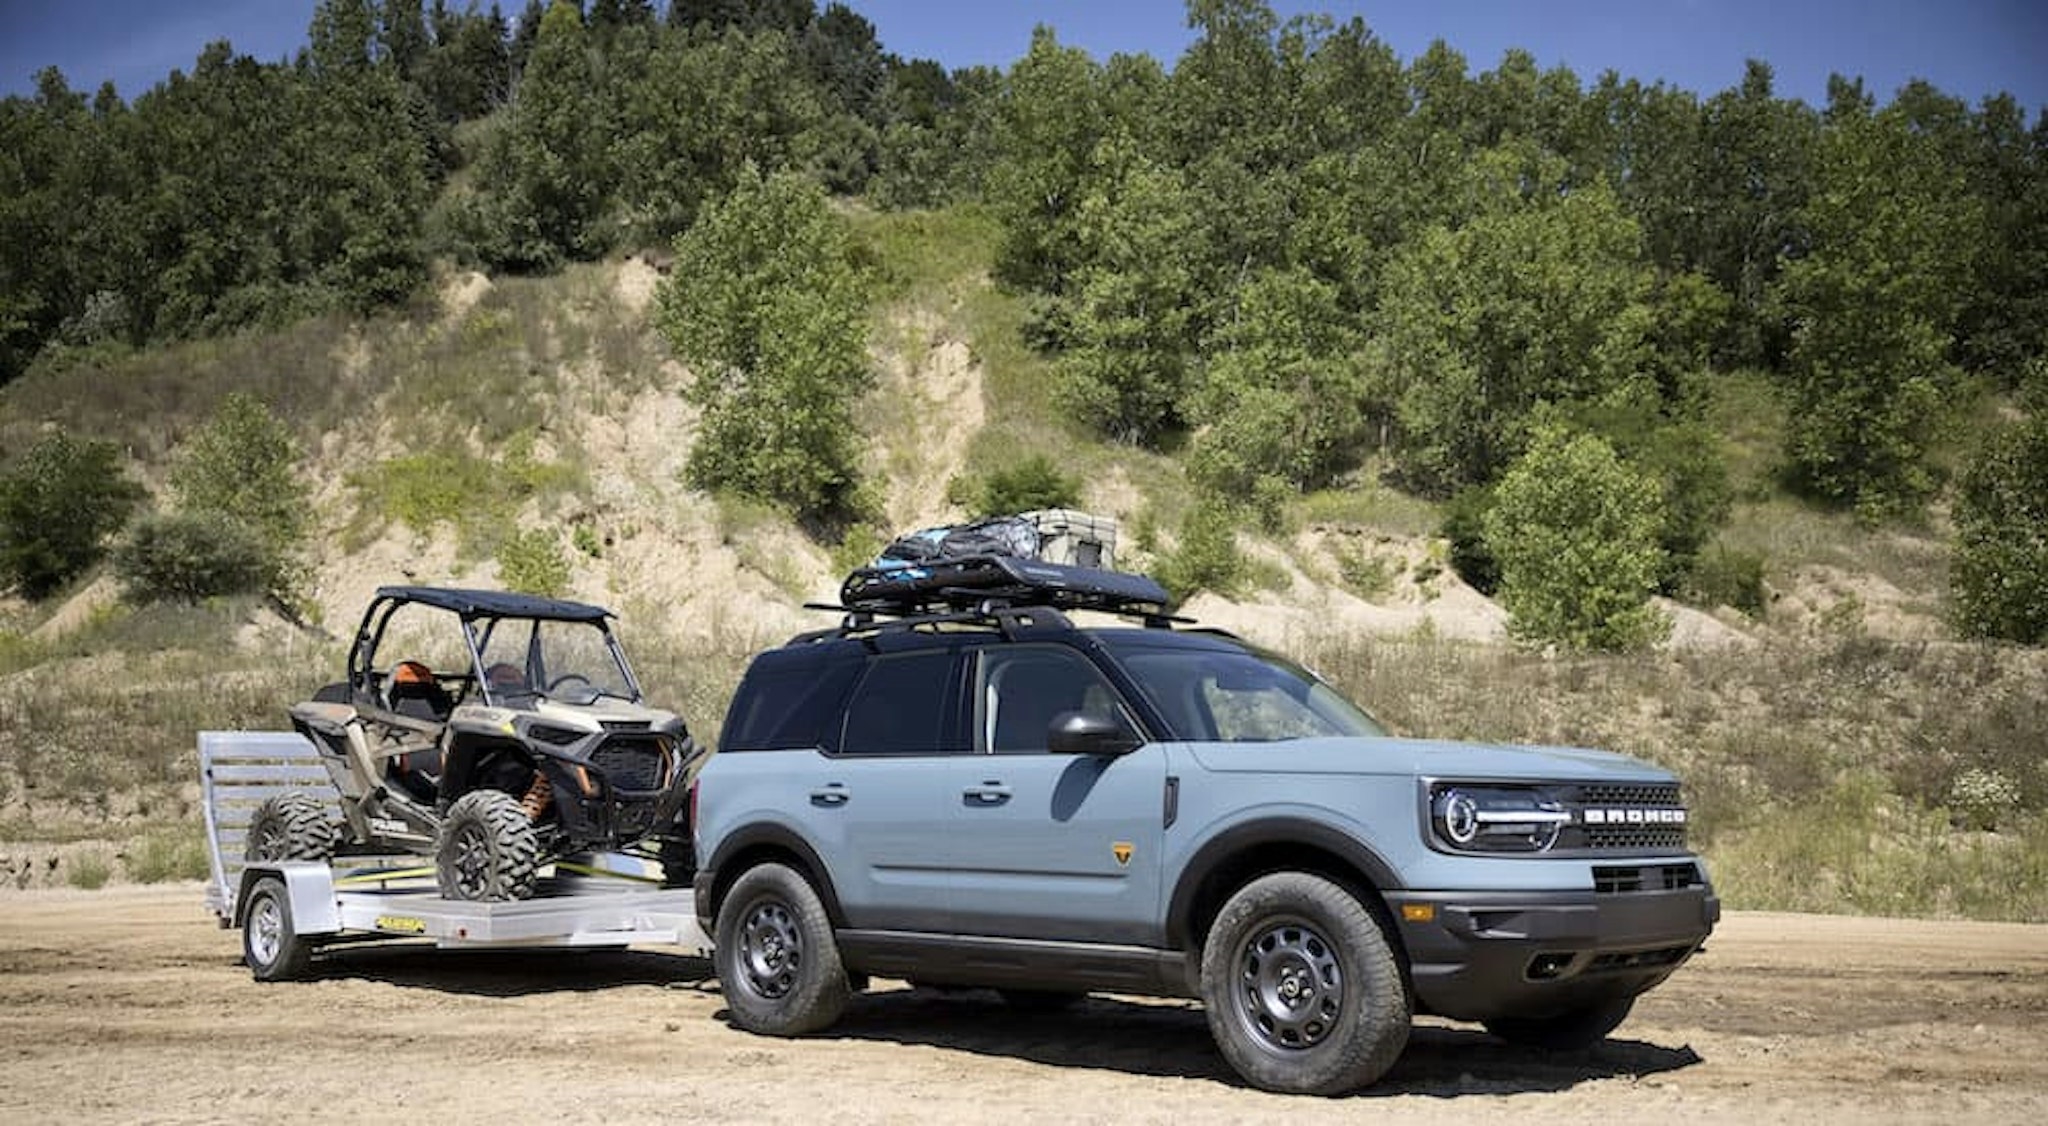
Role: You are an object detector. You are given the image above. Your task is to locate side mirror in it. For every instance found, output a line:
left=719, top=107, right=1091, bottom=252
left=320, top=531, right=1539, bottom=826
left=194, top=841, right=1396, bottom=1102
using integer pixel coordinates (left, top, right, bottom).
left=1047, top=711, right=1141, bottom=757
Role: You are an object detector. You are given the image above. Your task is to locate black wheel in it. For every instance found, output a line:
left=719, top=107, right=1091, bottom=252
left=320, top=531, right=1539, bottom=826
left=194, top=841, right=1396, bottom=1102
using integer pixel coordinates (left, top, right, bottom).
left=1484, top=996, right=1635, bottom=1050
left=242, top=876, right=313, bottom=982
left=1199, top=873, right=1410, bottom=1096
left=435, top=790, right=540, bottom=901
left=714, top=863, right=849, bottom=1035
left=245, top=792, right=338, bottom=863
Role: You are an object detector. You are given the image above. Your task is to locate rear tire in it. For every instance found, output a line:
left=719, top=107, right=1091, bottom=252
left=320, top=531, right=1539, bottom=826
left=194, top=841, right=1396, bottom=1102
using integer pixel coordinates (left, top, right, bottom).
left=242, top=876, right=313, bottom=982
left=715, top=863, right=849, bottom=1035
left=245, top=793, right=338, bottom=863
left=1200, top=873, right=1410, bottom=1095
left=1484, top=996, right=1635, bottom=1050
left=435, top=790, right=540, bottom=901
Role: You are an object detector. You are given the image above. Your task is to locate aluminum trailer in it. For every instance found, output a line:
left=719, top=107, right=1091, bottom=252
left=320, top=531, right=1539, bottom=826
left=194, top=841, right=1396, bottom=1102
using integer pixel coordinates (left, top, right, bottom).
left=200, top=731, right=710, bottom=981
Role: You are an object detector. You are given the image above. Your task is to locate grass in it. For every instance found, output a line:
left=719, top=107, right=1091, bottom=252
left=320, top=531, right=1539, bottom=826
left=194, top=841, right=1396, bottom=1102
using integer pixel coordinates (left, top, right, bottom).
left=64, top=849, right=112, bottom=890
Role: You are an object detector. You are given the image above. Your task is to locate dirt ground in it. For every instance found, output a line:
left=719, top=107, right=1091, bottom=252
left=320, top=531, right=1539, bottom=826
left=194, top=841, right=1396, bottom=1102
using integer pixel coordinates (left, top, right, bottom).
left=1, top=885, right=2043, bottom=1124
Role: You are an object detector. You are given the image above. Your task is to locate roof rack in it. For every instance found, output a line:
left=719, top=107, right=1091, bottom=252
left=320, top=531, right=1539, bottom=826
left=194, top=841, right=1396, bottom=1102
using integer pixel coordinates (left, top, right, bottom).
left=838, top=555, right=1175, bottom=619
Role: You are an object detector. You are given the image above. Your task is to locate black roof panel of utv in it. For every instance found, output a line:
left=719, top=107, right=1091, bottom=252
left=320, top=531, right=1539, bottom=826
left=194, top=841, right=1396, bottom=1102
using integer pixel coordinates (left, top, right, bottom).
left=373, top=585, right=613, bottom=622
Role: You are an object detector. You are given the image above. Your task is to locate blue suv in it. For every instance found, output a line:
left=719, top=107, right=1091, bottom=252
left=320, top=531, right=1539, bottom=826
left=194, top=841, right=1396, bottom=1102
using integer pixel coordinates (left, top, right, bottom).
left=693, top=558, right=1717, bottom=1095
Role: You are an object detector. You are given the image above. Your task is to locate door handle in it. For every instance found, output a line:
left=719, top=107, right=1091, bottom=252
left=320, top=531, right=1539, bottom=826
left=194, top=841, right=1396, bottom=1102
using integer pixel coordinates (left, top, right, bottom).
left=963, top=783, right=1011, bottom=806
left=809, top=785, right=849, bottom=807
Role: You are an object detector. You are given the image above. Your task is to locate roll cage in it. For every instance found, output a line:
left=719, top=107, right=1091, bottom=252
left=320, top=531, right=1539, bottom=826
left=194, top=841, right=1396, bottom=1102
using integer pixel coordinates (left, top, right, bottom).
left=345, top=586, right=645, bottom=711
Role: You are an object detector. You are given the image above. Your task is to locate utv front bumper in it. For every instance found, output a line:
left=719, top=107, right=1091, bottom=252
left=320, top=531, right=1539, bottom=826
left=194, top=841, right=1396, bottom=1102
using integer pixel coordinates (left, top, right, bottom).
left=1388, top=878, right=1719, bottom=1022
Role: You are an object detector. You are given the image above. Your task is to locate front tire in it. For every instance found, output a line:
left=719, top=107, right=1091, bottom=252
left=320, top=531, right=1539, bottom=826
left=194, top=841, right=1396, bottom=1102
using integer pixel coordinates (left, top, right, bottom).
left=435, top=790, right=540, bottom=901
left=714, top=863, right=849, bottom=1035
left=242, top=876, right=313, bottom=982
left=1200, top=873, right=1410, bottom=1095
left=245, top=792, right=338, bottom=863
left=1484, top=996, right=1635, bottom=1050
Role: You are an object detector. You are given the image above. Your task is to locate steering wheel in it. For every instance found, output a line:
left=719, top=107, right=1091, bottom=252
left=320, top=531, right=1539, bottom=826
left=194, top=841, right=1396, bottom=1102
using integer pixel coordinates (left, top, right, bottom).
left=546, top=673, right=593, bottom=695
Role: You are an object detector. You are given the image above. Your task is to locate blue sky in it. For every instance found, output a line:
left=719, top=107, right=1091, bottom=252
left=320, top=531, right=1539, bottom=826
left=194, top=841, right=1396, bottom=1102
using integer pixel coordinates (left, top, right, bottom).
left=2, top=0, right=2042, bottom=114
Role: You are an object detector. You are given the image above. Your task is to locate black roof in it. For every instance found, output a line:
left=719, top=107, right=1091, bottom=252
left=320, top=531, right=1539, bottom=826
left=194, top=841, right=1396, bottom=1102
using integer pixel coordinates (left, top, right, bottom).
left=372, top=585, right=613, bottom=622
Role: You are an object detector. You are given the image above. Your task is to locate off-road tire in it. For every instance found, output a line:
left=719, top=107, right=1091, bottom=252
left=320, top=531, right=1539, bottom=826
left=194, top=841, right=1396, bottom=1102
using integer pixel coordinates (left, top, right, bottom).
left=1199, top=872, right=1410, bottom=1096
left=997, top=988, right=1086, bottom=1012
left=715, top=863, right=849, bottom=1036
left=1484, top=996, right=1635, bottom=1050
left=435, top=789, right=540, bottom=901
left=245, top=793, right=338, bottom=863
left=242, top=876, right=313, bottom=982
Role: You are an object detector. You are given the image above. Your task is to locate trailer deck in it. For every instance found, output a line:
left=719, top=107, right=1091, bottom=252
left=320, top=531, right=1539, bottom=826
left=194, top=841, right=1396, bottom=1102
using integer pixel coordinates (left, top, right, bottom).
left=200, top=732, right=709, bottom=978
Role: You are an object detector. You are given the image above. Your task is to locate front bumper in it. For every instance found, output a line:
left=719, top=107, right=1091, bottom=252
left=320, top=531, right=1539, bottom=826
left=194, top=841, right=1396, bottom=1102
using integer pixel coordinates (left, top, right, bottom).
left=1389, top=882, right=1719, bottom=1021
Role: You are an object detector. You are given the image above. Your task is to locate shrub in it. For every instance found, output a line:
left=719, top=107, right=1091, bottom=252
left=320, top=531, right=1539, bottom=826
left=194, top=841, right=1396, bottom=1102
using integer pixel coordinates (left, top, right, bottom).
left=126, top=826, right=210, bottom=883
left=1685, top=545, right=1768, bottom=616
left=1440, top=486, right=1499, bottom=595
left=112, top=512, right=268, bottom=603
left=0, top=430, right=142, bottom=599
left=495, top=527, right=569, bottom=597
left=1156, top=500, right=1247, bottom=603
left=1948, top=767, right=2023, bottom=832
left=168, top=393, right=308, bottom=599
left=1484, top=427, right=1670, bottom=651
left=956, top=455, right=1082, bottom=518
left=1951, top=413, right=2048, bottom=644
left=66, top=849, right=113, bottom=891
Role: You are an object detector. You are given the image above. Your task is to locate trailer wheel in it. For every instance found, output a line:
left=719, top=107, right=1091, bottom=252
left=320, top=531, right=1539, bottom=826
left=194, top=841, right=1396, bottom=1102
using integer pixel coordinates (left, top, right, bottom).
left=242, top=876, right=313, bottom=982
left=435, top=789, right=540, bottom=901
left=245, top=792, right=337, bottom=863
left=715, top=863, right=849, bottom=1035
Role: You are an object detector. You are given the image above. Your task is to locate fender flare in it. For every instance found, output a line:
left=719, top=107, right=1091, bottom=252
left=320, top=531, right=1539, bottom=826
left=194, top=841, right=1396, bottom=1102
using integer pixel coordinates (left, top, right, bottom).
left=702, top=821, right=847, bottom=927
left=1165, top=816, right=1406, bottom=950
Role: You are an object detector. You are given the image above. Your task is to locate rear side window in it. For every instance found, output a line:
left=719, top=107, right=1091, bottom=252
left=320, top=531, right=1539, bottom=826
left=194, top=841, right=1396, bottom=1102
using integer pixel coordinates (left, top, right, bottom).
left=721, top=657, right=861, bottom=753
left=840, top=650, right=965, bottom=756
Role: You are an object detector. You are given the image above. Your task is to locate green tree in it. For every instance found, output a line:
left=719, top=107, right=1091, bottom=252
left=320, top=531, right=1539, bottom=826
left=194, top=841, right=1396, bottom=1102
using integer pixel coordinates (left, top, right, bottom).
left=472, top=0, right=611, bottom=268
left=1483, top=427, right=1669, bottom=651
left=0, top=430, right=142, bottom=599
left=956, top=455, right=1082, bottom=518
left=495, top=527, right=570, bottom=596
left=1054, top=134, right=1203, bottom=445
left=1951, top=413, right=2048, bottom=644
left=168, top=393, right=309, bottom=599
left=986, top=26, right=1106, bottom=293
left=1189, top=267, right=1365, bottom=518
left=655, top=168, right=870, bottom=520
left=1774, top=102, right=1980, bottom=517
left=1371, top=148, right=1656, bottom=492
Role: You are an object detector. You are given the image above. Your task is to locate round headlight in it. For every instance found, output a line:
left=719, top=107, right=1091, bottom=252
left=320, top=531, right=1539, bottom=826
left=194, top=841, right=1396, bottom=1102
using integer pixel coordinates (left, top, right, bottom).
left=1440, top=790, right=1479, bottom=845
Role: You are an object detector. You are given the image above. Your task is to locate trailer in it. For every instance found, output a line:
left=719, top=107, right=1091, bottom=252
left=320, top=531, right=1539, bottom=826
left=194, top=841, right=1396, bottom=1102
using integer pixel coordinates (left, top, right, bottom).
left=201, top=731, right=710, bottom=981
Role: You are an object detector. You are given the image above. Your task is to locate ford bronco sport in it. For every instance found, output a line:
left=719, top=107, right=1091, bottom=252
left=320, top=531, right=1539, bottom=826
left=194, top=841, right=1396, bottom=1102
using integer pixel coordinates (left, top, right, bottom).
left=693, top=557, right=1717, bottom=1095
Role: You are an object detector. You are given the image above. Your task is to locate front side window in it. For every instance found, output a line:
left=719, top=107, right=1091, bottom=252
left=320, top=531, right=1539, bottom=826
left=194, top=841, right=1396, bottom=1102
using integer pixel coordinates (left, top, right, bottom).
left=1117, top=647, right=1386, bottom=744
left=978, top=645, right=1133, bottom=753
left=474, top=618, right=635, bottom=706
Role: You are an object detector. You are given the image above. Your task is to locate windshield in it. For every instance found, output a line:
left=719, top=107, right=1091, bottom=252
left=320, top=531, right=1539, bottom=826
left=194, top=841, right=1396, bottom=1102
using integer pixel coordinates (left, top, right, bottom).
left=1118, top=647, right=1387, bottom=743
left=473, top=617, right=636, bottom=707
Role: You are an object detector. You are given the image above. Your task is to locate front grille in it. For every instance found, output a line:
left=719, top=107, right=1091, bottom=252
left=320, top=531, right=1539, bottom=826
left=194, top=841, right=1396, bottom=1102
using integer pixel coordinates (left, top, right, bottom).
left=590, top=740, right=668, bottom=792
left=1586, top=944, right=1694, bottom=973
left=1581, top=823, right=1689, bottom=852
left=600, top=720, right=651, bottom=732
left=1578, top=783, right=1682, bottom=807
left=1593, top=863, right=1701, bottom=894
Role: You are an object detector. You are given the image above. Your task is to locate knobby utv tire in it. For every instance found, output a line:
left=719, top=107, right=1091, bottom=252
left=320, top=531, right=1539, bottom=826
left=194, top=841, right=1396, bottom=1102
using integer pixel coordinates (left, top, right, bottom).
left=245, top=792, right=338, bottom=863
left=435, top=789, right=540, bottom=901
left=1484, top=996, right=1636, bottom=1050
left=242, top=876, right=313, bottom=982
left=1199, top=872, right=1410, bottom=1096
left=715, top=863, right=850, bottom=1036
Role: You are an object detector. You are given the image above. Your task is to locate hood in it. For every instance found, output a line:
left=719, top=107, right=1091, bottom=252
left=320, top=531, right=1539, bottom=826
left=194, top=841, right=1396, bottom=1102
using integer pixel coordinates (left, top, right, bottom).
left=1184, top=736, right=1673, bottom=784
left=530, top=696, right=676, bottom=730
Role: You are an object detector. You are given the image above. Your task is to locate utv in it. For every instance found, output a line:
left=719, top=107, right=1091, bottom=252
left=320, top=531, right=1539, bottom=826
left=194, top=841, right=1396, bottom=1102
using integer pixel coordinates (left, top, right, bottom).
left=270, top=586, right=700, bottom=901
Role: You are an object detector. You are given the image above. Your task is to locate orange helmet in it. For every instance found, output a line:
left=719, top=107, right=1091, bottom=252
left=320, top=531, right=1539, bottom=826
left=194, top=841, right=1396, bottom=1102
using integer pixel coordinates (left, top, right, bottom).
left=392, top=660, right=434, bottom=686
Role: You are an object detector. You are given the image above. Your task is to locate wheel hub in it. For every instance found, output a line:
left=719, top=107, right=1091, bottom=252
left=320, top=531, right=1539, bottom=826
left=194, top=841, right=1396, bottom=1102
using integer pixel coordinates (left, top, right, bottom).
left=1235, top=921, right=1344, bottom=1051
left=739, top=901, right=802, bottom=999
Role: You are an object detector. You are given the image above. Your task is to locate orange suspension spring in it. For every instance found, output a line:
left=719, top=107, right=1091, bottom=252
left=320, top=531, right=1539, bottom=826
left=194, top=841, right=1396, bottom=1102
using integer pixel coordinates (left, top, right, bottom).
left=520, top=773, right=553, bottom=820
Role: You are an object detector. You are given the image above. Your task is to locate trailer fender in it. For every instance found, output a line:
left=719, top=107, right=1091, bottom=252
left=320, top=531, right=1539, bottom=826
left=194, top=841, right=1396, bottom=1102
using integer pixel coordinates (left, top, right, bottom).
left=235, top=862, right=343, bottom=937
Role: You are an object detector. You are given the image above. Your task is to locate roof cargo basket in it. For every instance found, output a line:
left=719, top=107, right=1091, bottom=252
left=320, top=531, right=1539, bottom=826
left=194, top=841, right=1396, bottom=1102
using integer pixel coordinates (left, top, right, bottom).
left=839, top=555, right=1171, bottom=617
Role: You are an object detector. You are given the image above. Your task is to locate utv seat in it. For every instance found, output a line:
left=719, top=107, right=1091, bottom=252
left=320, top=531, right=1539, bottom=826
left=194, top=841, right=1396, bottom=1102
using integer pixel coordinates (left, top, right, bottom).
left=385, top=660, right=450, bottom=803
